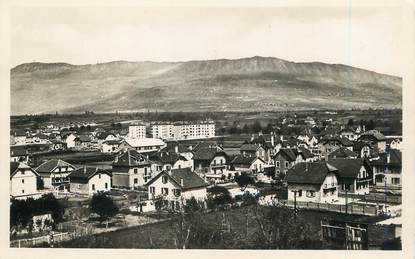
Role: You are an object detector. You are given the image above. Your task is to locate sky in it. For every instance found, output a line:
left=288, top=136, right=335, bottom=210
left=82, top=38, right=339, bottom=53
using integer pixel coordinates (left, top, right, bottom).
left=11, top=5, right=404, bottom=76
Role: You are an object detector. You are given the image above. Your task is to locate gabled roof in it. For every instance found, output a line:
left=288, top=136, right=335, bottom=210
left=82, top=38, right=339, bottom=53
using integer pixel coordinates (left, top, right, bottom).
left=275, top=148, right=299, bottom=161
left=285, top=162, right=338, bottom=185
left=146, top=168, right=208, bottom=191
left=192, top=141, right=221, bottom=152
left=10, top=145, right=28, bottom=156
left=328, top=147, right=358, bottom=159
left=103, top=139, right=121, bottom=145
left=113, top=149, right=150, bottom=166
left=359, top=130, right=386, bottom=141
left=371, top=149, right=402, bottom=167
left=75, top=135, right=92, bottom=142
left=321, top=135, right=354, bottom=146
left=68, top=167, right=111, bottom=180
left=298, top=147, right=314, bottom=159
left=150, top=151, right=188, bottom=165
left=327, top=158, right=369, bottom=179
left=10, top=162, right=39, bottom=178
left=36, top=159, right=75, bottom=173
left=230, top=155, right=264, bottom=166
left=240, top=143, right=262, bottom=152
left=96, top=132, right=117, bottom=140
left=162, top=142, right=191, bottom=153
left=193, top=147, right=227, bottom=161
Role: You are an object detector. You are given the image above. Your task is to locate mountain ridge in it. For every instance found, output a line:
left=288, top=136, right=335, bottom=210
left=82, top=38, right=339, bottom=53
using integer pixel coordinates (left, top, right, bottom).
left=11, top=56, right=402, bottom=115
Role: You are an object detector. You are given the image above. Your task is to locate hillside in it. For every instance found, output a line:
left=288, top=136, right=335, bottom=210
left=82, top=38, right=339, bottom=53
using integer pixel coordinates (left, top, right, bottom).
left=10, top=56, right=402, bottom=115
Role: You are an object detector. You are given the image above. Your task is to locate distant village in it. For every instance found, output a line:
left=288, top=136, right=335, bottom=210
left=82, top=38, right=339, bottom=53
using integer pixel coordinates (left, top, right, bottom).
left=9, top=112, right=402, bottom=249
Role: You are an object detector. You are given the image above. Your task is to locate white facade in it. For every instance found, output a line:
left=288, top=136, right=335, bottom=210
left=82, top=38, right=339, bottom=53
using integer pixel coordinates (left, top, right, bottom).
left=10, top=165, right=39, bottom=198
left=287, top=172, right=338, bottom=203
left=120, top=138, right=166, bottom=153
left=65, top=134, right=77, bottom=149
left=147, top=174, right=207, bottom=202
left=128, top=125, right=146, bottom=139
left=151, top=122, right=215, bottom=140
left=151, top=124, right=174, bottom=139
left=88, top=173, right=112, bottom=195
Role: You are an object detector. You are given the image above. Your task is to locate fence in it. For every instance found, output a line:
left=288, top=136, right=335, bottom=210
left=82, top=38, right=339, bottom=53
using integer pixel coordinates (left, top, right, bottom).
left=283, top=200, right=378, bottom=216
left=10, top=232, right=77, bottom=248
left=339, top=192, right=401, bottom=204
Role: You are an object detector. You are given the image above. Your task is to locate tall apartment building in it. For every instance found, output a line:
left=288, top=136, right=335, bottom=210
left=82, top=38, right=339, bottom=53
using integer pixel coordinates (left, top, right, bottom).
left=151, top=124, right=174, bottom=139
left=128, top=124, right=146, bottom=139
left=151, top=121, right=215, bottom=140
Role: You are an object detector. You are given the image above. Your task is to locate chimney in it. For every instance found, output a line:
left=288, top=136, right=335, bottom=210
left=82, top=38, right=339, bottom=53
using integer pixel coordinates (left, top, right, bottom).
left=387, top=152, right=391, bottom=164
left=271, top=134, right=275, bottom=147
left=251, top=134, right=254, bottom=141
left=175, top=145, right=179, bottom=153
left=83, top=165, right=86, bottom=173
left=189, top=145, right=193, bottom=151
left=180, top=178, right=184, bottom=186
left=258, top=131, right=263, bottom=136
left=280, top=135, right=283, bottom=141
left=363, top=125, right=366, bottom=132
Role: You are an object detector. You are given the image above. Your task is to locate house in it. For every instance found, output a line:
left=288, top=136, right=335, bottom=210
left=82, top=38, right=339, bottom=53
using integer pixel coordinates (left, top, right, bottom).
left=353, top=141, right=376, bottom=158
left=145, top=168, right=208, bottom=210
left=193, top=146, right=228, bottom=181
left=10, top=162, right=40, bottom=199
left=328, top=147, right=358, bottom=159
left=74, top=135, right=93, bottom=149
left=319, top=135, right=354, bottom=158
left=285, top=162, right=339, bottom=203
left=239, top=143, right=267, bottom=161
left=35, top=159, right=76, bottom=190
left=64, top=133, right=77, bottom=149
left=230, top=155, right=267, bottom=174
left=370, top=149, right=402, bottom=189
left=161, top=141, right=194, bottom=161
left=50, top=139, right=67, bottom=151
left=340, top=128, right=359, bottom=141
left=119, top=138, right=166, bottom=153
left=12, top=130, right=27, bottom=145
left=327, top=158, right=372, bottom=195
left=358, top=130, right=387, bottom=153
left=68, top=167, right=111, bottom=196
left=112, top=150, right=152, bottom=189
left=10, top=145, right=29, bottom=163
left=273, top=148, right=305, bottom=177
left=102, top=139, right=122, bottom=153
left=386, top=137, right=402, bottom=151
left=149, top=151, right=193, bottom=171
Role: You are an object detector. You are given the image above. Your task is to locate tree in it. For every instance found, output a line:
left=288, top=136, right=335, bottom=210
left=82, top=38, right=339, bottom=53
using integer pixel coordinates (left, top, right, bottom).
left=206, top=186, right=233, bottom=209
left=90, top=192, right=119, bottom=228
left=252, top=121, right=262, bottom=133
left=252, top=203, right=324, bottom=249
left=235, top=173, right=255, bottom=191
left=347, top=119, right=354, bottom=127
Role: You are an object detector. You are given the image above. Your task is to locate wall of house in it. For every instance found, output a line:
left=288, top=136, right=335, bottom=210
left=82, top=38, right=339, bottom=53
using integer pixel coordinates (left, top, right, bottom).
left=181, top=188, right=207, bottom=201
left=148, top=175, right=181, bottom=201
left=66, top=135, right=76, bottom=148
left=378, top=141, right=386, bottom=153
left=274, top=154, right=294, bottom=175
left=250, top=158, right=266, bottom=172
left=10, top=169, right=38, bottom=197
left=69, top=182, right=89, bottom=195
left=88, top=173, right=111, bottom=195
left=287, top=183, right=321, bottom=203
left=128, top=167, right=151, bottom=188
left=173, top=159, right=193, bottom=170
left=318, top=172, right=338, bottom=203
left=209, top=155, right=227, bottom=175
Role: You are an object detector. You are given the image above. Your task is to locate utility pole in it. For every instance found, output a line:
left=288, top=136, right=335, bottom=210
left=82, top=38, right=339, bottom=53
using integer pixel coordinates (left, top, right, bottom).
left=291, top=190, right=298, bottom=222
left=384, top=176, right=387, bottom=215
left=345, top=189, right=348, bottom=214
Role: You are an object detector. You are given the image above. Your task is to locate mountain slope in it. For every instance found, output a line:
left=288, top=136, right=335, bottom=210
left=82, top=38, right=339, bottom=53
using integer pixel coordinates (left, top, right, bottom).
left=10, top=56, right=402, bottom=114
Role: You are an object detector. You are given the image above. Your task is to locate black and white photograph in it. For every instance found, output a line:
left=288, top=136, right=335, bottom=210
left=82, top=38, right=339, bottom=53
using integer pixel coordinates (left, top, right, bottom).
left=4, top=0, right=413, bottom=254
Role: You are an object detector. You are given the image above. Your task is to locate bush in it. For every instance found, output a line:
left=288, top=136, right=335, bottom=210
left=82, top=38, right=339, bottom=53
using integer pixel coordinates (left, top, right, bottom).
left=90, top=192, right=119, bottom=224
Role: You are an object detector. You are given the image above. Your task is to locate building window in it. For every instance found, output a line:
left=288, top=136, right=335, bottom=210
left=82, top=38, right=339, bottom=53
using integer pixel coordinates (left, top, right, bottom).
left=150, top=187, right=155, bottom=194
left=276, top=161, right=280, bottom=168
left=105, top=183, right=108, bottom=189
left=134, top=168, right=138, bottom=174
left=21, top=179, right=24, bottom=184
left=92, top=184, right=95, bottom=191
left=306, top=190, right=315, bottom=197
left=144, top=168, right=148, bottom=174
left=298, top=190, right=302, bottom=197
left=285, top=161, right=289, bottom=168
left=134, top=178, right=138, bottom=184
left=22, top=189, right=24, bottom=194
left=162, top=176, right=168, bottom=184
left=162, top=188, right=169, bottom=195
left=392, top=178, right=400, bottom=185
left=99, top=173, right=101, bottom=179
